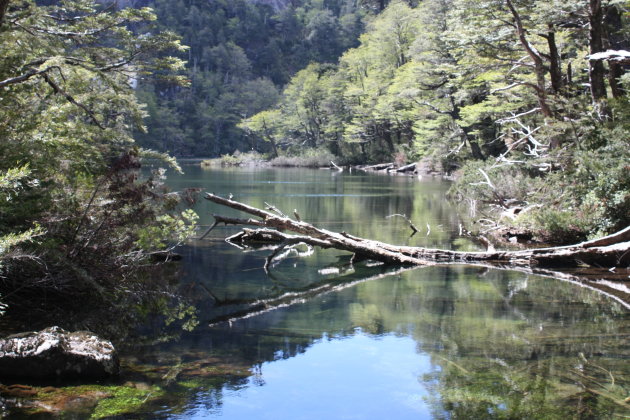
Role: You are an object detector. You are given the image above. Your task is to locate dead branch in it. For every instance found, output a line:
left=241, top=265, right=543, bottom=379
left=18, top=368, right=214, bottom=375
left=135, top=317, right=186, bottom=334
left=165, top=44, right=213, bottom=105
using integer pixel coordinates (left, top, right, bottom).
left=358, top=163, right=394, bottom=171
left=386, top=214, right=419, bottom=235
left=470, top=168, right=496, bottom=190
left=198, top=215, right=267, bottom=240
left=330, top=161, right=343, bottom=171
left=204, top=193, right=630, bottom=271
left=396, top=163, right=417, bottom=173
left=264, top=202, right=287, bottom=218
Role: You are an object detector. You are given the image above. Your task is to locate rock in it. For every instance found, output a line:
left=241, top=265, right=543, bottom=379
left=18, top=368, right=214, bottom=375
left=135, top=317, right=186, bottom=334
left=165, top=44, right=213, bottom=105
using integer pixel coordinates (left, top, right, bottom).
left=0, top=326, right=119, bottom=379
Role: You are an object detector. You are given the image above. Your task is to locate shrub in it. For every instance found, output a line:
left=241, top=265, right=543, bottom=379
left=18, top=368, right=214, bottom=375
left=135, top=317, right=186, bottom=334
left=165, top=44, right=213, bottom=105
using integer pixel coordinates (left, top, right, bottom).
left=270, top=148, right=336, bottom=168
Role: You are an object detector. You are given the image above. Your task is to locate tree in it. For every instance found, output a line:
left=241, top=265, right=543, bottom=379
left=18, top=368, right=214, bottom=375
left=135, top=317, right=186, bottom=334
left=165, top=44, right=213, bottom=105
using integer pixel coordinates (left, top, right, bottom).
left=0, top=0, right=195, bottom=310
left=135, top=0, right=368, bottom=157
left=238, top=109, right=285, bottom=157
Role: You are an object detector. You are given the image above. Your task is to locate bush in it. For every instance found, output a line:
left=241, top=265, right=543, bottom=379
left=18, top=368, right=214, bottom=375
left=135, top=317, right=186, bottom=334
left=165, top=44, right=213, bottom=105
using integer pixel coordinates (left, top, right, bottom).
left=451, top=99, right=630, bottom=244
left=269, top=148, right=336, bottom=168
left=202, top=151, right=268, bottom=167
left=0, top=151, right=198, bottom=311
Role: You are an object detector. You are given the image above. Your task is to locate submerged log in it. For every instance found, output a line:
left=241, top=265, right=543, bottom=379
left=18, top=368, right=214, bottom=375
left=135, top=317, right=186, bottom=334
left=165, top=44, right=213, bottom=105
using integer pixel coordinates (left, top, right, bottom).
left=204, top=193, right=630, bottom=270
left=358, top=162, right=394, bottom=171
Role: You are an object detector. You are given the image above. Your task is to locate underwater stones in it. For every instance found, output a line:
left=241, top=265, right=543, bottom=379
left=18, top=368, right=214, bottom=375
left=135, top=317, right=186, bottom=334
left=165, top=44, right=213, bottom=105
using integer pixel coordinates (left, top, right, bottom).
left=0, top=326, right=119, bottom=379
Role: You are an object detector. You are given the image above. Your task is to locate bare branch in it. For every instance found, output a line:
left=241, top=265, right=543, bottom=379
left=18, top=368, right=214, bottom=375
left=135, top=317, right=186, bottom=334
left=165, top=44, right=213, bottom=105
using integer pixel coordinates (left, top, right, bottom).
left=490, top=82, right=524, bottom=94
left=470, top=168, right=496, bottom=190
left=496, top=108, right=541, bottom=124
left=386, top=214, right=419, bottom=235
left=0, top=69, right=42, bottom=88
left=264, top=202, right=288, bottom=218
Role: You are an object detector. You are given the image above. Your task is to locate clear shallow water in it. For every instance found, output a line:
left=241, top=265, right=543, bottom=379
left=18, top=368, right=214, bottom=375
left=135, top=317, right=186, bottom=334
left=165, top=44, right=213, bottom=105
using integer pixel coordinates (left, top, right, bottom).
left=4, top=166, right=628, bottom=419
left=126, top=166, right=628, bottom=419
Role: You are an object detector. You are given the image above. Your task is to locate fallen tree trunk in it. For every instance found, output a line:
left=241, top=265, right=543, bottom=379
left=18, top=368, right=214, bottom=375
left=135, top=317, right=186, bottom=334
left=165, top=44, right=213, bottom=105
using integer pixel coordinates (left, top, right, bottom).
left=396, top=163, right=417, bottom=173
left=357, top=162, right=394, bottom=171
left=204, top=193, right=630, bottom=270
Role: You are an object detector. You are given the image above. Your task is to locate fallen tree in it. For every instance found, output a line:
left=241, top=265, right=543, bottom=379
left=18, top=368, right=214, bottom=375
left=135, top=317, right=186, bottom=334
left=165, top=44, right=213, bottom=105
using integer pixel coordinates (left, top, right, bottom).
left=204, top=193, right=630, bottom=269
left=202, top=193, right=630, bottom=310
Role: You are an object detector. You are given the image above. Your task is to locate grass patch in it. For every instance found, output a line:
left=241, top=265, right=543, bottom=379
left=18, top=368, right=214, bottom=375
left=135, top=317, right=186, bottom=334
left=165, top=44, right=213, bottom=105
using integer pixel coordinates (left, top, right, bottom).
left=85, top=384, right=164, bottom=419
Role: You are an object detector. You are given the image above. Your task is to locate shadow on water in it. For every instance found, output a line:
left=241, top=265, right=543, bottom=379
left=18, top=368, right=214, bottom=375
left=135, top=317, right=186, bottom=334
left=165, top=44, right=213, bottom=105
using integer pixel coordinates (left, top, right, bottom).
left=1, top=167, right=628, bottom=419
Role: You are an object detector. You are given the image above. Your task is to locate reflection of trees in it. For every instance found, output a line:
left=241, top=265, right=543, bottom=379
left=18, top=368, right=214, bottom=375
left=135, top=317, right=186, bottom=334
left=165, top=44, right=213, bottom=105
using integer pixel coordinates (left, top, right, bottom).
left=347, top=267, right=629, bottom=419
left=193, top=167, right=461, bottom=249
left=113, top=264, right=628, bottom=418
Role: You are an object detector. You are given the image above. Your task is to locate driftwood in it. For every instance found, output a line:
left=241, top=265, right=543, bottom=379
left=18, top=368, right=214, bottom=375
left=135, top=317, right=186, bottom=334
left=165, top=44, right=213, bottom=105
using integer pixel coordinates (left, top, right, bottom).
left=385, top=214, right=419, bottom=235
left=396, top=163, right=417, bottom=173
left=202, top=193, right=630, bottom=310
left=204, top=193, right=630, bottom=269
left=358, top=162, right=394, bottom=171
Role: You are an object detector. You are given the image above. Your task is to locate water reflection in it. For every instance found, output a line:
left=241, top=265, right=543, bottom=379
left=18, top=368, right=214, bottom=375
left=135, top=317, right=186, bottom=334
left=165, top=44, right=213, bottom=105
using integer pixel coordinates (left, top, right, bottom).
left=121, top=263, right=628, bottom=419
left=143, top=166, right=628, bottom=419
left=172, top=331, right=433, bottom=420
left=164, top=166, right=465, bottom=249
left=4, top=167, right=627, bottom=419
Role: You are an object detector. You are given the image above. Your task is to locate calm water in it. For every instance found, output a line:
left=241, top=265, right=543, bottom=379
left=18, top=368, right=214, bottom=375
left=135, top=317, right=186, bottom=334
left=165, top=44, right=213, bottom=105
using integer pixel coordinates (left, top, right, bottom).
left=5, top=166, right=628, bottom=419
left=122, top=165, right=627, bottom=419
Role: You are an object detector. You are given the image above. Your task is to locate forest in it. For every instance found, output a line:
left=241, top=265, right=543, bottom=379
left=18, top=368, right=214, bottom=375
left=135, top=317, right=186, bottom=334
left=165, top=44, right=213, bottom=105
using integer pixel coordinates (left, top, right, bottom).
left=0, top=0, right=628, bottom=319
left=134, top=0, right=630, bottom=243
left=1, top=0, right=629, bottom=418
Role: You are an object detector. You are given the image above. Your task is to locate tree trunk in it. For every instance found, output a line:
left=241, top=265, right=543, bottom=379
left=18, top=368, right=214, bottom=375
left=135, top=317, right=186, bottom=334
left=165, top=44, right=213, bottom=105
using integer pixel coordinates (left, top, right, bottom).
left=589, top=0, right=608, bottom=103
left=467, top=137, right=485, bottom=161
left=262, top=118, right=279, bottom=158
left=204, top=193, right=630, bottom=270
left=449, top=97, right=485, bottom=160
left=0, top=0, right=10, bottom=26
left=505, top=0, right=553, bottom=118
left=608, top=62, right=624, bottom=98
left=604, top=5, right=626, bottom=98
left=546, top=25, right=564, bottom=93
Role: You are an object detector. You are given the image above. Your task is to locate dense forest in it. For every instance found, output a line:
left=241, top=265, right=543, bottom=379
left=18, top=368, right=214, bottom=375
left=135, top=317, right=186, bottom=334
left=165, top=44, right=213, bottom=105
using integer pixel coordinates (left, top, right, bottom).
left=238, top=0, right=630, bottom=243
left=135, top=0, right=371, bottom=155
left=136, top=0, right=630, bottom=242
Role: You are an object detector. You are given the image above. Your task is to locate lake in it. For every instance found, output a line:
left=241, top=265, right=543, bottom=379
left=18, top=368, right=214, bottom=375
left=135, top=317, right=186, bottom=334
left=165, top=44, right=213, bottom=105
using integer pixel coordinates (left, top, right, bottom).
left=3, top=165, right=629, bottom=419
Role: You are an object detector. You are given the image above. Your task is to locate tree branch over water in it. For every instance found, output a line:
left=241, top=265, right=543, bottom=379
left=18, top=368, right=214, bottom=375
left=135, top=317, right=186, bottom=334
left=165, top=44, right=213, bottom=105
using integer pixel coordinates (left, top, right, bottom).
left=203, top=193, right=630, bottom=309
left=205, top=193, right=630, bottom=267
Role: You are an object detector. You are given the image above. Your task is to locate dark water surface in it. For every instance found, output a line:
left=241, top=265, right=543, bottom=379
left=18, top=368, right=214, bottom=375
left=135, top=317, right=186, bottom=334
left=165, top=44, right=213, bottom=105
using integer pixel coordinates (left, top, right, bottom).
left=5, top=166, right=630, bottom=418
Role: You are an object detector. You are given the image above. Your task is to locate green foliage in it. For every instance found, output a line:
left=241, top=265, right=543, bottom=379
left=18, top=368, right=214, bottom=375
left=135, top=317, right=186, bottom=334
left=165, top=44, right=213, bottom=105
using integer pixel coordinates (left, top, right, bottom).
left=0, top=165, right=44, bottom=259
left=136, top=209, right=199, bottom=251
left=269, top=148, right=337, bottom=167
left=135, top=0, right=366, bottom=157
left=89, top=385, right=164, bottom=419
left=0, top=1, right=197, bottom=311
left=242, top=1, right=423, bottom=162
left=238, top=0, right=629, bottom=240
left=163, top=302, right=199, bottom=332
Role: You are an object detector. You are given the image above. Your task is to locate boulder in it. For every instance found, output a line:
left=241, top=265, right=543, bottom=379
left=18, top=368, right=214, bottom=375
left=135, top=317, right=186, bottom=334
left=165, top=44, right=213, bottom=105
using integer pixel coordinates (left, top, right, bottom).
left=0, top=326, right=119, bottom=379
